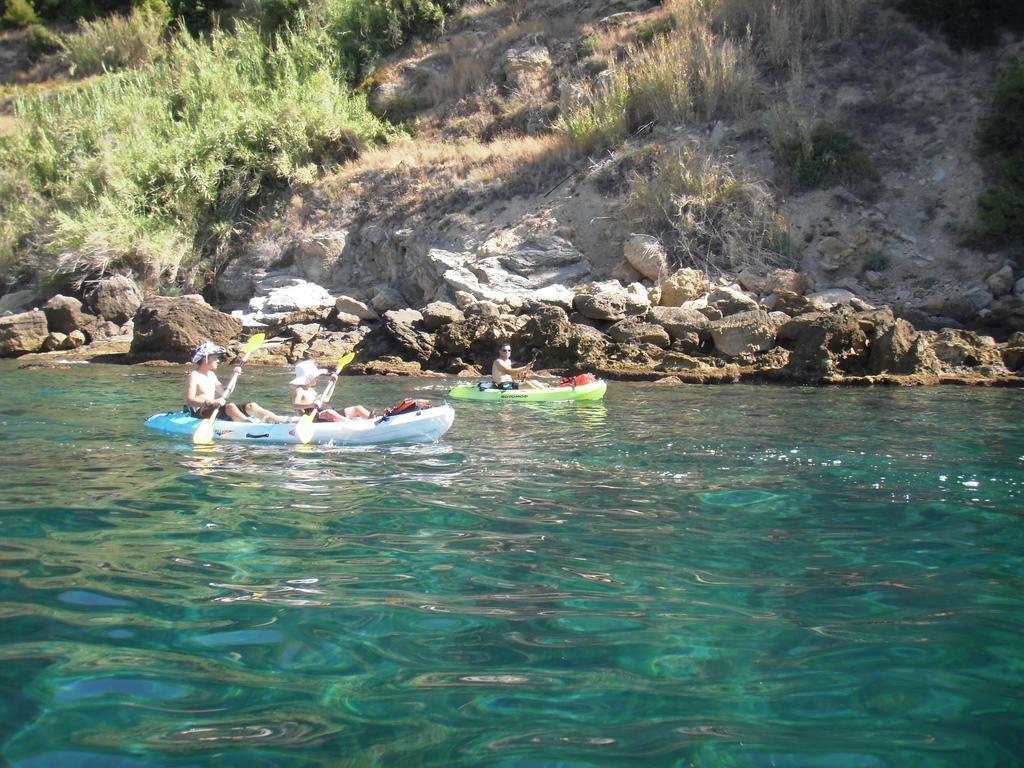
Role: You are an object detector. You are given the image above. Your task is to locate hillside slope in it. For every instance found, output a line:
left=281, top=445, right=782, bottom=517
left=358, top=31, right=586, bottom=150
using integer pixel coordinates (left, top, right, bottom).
left=220, top=0, right=1020, bottom=333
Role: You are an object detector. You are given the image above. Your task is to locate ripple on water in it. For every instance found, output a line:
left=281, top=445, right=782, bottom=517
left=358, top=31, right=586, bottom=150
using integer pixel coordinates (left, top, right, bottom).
left=1, top=372, right=1023, bottom=767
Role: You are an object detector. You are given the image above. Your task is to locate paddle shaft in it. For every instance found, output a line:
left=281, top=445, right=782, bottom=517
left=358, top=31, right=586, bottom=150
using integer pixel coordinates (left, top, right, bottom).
left=316, top=352, right=355, bottom=409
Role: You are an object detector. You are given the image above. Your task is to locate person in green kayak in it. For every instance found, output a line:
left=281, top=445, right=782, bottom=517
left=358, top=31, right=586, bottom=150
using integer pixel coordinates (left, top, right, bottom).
left=185, top=341, right=284, bottom=422
left=491, top=343, right=546, bottom=390
left=289, top=359, right=371, bottom=420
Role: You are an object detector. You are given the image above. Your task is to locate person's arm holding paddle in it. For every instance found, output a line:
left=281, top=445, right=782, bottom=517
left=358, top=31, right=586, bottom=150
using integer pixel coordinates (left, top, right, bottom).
left=294, top=354, right=364, bottom=444
left=191, top=335, right=285, bottom=444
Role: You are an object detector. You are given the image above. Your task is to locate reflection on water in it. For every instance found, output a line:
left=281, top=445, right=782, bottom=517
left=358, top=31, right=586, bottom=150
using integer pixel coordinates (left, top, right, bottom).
left=0, top=363, right=1022, bottom=767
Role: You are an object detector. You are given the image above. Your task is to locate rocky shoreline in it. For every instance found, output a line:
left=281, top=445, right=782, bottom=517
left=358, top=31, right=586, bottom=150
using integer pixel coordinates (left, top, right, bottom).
left=2, top=267, right=1022, bottom=387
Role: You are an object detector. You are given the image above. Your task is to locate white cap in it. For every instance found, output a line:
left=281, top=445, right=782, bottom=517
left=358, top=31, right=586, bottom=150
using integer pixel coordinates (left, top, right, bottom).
left=289, top=359, right=328, bottom=386
left=191, top=340, right=227, bottom=363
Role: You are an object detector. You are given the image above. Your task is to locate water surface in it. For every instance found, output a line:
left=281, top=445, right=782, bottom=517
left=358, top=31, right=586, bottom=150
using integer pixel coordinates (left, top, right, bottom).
left=0, top=361, right=1022, bottom=767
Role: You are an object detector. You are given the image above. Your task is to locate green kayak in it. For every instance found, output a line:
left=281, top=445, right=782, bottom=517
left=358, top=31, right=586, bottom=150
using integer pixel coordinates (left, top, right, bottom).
left=449, top=379, right=607, bottom=402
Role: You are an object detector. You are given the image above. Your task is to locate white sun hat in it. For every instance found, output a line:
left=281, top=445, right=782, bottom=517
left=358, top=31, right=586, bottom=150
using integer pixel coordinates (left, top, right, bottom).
left=289, top=359, right=328, bottom=386
left=191, top=340, right=227, bottom=363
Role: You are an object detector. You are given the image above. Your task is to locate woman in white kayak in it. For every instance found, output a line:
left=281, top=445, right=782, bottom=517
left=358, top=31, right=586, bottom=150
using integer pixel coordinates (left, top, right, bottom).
left=289, top=359, right=371, bottom=421
left=185, top=341, right=284, bottom=422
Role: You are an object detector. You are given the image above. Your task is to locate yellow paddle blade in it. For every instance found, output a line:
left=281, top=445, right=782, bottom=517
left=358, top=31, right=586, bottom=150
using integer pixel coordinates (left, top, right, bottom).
left=192, top=416, right=215, bottom=445
left=337, top=351, right=355, bottom=370
left=295, top=412, right=315, bottom=444
left=241, top=332, right=266, bottom=358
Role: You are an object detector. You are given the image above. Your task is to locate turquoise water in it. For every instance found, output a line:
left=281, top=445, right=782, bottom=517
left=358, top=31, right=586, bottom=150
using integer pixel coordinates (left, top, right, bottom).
left=0, top=361, right=1022, bottom=768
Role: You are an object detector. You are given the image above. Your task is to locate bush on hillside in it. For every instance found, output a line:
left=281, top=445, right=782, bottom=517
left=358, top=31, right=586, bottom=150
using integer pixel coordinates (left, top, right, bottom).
left=0, top=19, right=397, bottom=290
left=25, top=22, right=62, bottom=57
left=61, top=5, right=169, bottom=75
left=775, top=124, right=881, bottom=199
left=3, top=0, right=39, bottom=28
left=900, top=0, right=1024, bottom=49
left=626, top=147, right=794, bottom=276
left=962, top=60, right=1024, bottom=252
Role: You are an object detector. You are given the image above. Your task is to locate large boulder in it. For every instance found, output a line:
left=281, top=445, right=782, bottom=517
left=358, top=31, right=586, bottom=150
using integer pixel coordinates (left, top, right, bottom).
left=381, top=309, right=434, bottom=362
left=294, top=230, right=348, bottom=285
left=607, top=318, right=671, bottom=347
left=659, top=268, right=708, bottom=306
left=778, top=311, right=870, bottom=379
left=922, top=284, right=994, bottom=323
left=370, top=285, right=409, bottom=312
left=502, top=44, right=552, bottom=92
left=806, top=289, right=867, bottom=312
left=0, top=288, right=38, bottom=316
left=573, top=281, right=648, bottom=322
left=421, top=301, right=465, bottom=330
left=433, top=314, right=526, bottom=369
left=251, top=275, right=335, bottom=316
left=0, top=309, right=48, bottom=356
left=926, top=329, right=1007, bottom=374
left=131, top=296, right=243, bottom=361
left=707, top=285, right=760, bottom=316
left=987, top=296, right=1024, bottom=331
left=1001, top=331, right=1024, bottom=372
left=85, top=275, right=143, bottom=324
left=623, top=234, right=669, bottom=281
left=516, top=305, right=611, bottom=369
left=708, top=310, right=786, bottom=357
left=648, top=305, right=709, bottom=351
left=868, top=317, right=941, bottom=375
left=431, top=235, right=592, bottom=305
left=334, top=296, right=378, bottom=321
left=42, top=295, right=99, bottom=339
left=985, top=264, right=1015, bottom=297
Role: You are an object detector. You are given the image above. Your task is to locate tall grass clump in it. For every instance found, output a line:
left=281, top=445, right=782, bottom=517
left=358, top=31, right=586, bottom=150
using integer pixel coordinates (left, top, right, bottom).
left=626, top=147, right=793, bottom=275
left=711, top=0, right=866, bottom=69
left=556, top=9, right=756, bottom=151
left=61, top=5, right=169, bottom=76
left=0, top=18, right=396, bottom=289
left=558, top=0, right=869, bottom=153
left=962, top=60, right=1024, bottom=252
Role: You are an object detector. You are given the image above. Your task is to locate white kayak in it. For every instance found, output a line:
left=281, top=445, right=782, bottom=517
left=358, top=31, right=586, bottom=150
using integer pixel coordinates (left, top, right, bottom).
left=144, top=404, right=455, bottom=446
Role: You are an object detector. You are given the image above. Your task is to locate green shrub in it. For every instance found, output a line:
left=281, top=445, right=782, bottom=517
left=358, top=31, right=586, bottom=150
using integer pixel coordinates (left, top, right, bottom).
left=0, top=18, right=397, bottom=289
left=634, top=15, right=673, bottom=45
left=962, top=60, right=1024, bottom=250
left=3, top=0, right=39, bottom=27
left=900, top=0, right=1024, bottom=50
left=863, top=250, right=889, bottom=272
left=61, top=5, right=169, bottom=76
left=25, top=22, right=63, bottom=57
left=778, top=124, right=880, bottom=198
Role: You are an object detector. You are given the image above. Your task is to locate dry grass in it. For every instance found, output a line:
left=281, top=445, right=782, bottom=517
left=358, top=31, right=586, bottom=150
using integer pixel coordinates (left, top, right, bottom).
left=558, top=0, right=867, bottom=150
left=709, top=0, right=867, bottom=69
left=325, top=134, right=578, bottom=216
left=558, top=19, right=757, bottom=150
left=626, top=146, right=793, bottom=276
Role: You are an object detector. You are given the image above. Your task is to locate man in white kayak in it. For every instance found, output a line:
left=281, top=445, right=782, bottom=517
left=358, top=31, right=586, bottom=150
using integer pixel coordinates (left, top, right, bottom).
left=185, top=341, right=284, bottom=422
left=491, top=343, right=547, bottom=390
